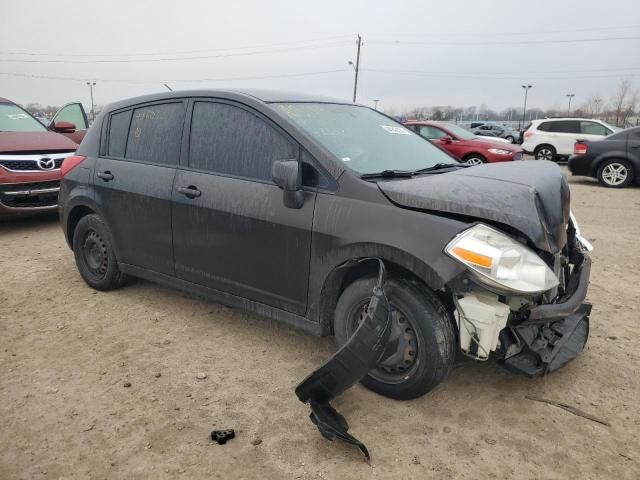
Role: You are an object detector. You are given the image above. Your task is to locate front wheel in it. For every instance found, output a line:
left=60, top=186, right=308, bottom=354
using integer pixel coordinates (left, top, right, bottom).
left=505, top=135, right=516, bottom=144
left=597, top=159, right=634, bottom=188
left=464, top=155, right=486, bottom=166
left=334, top=276, right=456, bottom=400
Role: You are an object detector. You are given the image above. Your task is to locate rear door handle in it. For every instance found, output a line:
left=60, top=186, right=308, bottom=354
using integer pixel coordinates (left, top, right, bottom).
left=177, top=185, right=202, bottom=199
left=97, top=171, right=114, bottom=181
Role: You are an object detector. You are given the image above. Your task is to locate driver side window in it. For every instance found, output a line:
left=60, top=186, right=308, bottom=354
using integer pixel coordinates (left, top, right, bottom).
left=418, top=125, right=446, bottom=140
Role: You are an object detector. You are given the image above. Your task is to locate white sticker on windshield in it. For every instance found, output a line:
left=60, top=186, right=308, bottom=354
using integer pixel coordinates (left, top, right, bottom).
left=381, top=125, right=411, bottom=135
left=7, top=114, right=29, bottom=120
left=341, top=157, right=351, bottom=162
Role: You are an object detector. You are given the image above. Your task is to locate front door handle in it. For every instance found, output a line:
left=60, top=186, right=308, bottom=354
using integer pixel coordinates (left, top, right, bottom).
left=177, top=185, right=202, bottom=199
left=97, top=171, right=114, bottom=181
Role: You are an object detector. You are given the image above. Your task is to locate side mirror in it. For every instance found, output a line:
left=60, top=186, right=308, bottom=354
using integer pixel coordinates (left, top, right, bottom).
left=271, top=160, right=304, bottom=209
left=51, top=121, right=76, bottom=133
left=440, top=135, right=453, bottom=144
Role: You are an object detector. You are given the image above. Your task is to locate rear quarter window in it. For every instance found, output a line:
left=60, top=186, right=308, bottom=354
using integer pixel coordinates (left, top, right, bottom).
left=107, top=110, right=132, bottom=157
left=536, top=122, right=550, bottom=132
left=125, top=102, right=186, bottom=165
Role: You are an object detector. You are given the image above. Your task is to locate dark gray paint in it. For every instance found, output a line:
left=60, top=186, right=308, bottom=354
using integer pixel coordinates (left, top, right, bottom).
left=62, top=89, right=573, bottom=336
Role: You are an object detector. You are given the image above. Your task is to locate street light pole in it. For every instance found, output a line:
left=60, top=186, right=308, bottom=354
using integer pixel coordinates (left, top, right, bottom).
left=373, top=99, right=379, bottom=110
left=86, top=82, right=96, bottom=122
left=566, top=93, right=575, bottom=115
left=521, top=85, right=532, bottom=130
left=349, top=34, right=362, bottom=103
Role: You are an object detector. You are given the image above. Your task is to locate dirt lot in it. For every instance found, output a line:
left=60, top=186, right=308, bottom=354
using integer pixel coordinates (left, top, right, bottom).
left=1, top=166, right=639, bottom=479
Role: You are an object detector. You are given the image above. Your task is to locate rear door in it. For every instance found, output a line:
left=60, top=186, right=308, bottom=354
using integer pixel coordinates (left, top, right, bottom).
left=548, top=120, right=581, bottom=155
left=172, top=100, right=317, bottom=315
left=94, top=100, right=186, bottom=275
left=50, top=102, right=89, bottom=144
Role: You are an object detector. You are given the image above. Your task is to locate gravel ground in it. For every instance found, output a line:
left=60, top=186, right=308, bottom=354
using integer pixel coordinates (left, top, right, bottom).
left=1, top=166, right=639, bottom=479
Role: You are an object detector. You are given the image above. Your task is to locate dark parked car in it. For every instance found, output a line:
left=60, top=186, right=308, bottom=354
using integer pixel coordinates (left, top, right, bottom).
left=59, top=90, right=592, bottom=403
left=0, top=97, right=89, bottom=217
left=405, top=120, right=523, bottom=164
left=568, top=126, right=640, bottom=188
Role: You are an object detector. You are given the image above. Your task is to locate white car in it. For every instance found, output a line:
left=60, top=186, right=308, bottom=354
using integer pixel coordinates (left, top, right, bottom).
left=521, top=118, right=620, bottom=161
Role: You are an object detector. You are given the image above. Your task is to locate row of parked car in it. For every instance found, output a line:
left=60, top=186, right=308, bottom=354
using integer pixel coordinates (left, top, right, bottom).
left=1, top=94, right=639, bottom=221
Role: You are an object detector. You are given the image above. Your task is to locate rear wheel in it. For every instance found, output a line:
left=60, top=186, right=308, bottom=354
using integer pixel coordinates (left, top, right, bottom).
left=597, top=159, right=634, bottom=188
left=464, top=154, right=486, bottom=166
left=72, top=214, right=129, bottom=290
left=534, top=145, right=556, bottom=162
left=334, top=275, right=456, bottom=400
left=505, top=135, right=516, bottom=144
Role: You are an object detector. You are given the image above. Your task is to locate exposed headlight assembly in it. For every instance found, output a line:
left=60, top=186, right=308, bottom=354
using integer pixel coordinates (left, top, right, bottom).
left=446, top=224, right=559, bottom=294
left=487, top=148, right=513, bottom=155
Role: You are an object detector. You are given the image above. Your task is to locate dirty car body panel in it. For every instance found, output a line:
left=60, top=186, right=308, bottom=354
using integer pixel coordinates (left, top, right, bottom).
left=59, top=89, right=592, bottom=405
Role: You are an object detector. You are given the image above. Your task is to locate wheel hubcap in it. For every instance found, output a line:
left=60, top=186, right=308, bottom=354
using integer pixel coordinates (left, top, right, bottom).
left=83, top=231, right=108, bottom=277
left=537, top=148, right=553, bottom=161
left=352, top=302, right=419, bottom=383
left=466, top=157, right=483, bottom=165
left=602, top=163, right=628, bottom=186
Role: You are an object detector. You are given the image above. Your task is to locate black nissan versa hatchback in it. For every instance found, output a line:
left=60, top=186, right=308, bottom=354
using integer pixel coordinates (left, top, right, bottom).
left=59, top=90, right=593, bottom=400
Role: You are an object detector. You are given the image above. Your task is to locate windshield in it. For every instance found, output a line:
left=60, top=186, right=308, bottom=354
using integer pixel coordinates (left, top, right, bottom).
left=274, top=103, right=456, bottom=174
left=440, top=123, right=477, bottom=140
left=0, top=103, right=47, bottom=132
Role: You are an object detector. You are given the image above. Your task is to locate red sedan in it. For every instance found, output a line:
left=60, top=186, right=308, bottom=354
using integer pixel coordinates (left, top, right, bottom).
left=405, top=120, right=523, bottom=165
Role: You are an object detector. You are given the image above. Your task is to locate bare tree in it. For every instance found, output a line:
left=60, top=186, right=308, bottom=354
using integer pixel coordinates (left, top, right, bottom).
left=611, top=79, right=632, bottom=127
left=583, top=95, right=604, bottom=117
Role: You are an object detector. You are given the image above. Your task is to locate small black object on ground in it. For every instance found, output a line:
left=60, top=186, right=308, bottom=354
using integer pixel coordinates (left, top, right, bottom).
left=211, top=429, right=235, bottom=445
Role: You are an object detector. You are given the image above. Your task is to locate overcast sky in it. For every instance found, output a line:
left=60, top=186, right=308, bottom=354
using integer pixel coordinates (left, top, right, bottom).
left=1, top=0, right=639, bottom=113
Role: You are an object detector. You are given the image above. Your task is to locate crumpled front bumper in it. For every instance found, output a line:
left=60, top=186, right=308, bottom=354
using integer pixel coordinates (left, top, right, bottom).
left=501, top=249, right=592, bottom=377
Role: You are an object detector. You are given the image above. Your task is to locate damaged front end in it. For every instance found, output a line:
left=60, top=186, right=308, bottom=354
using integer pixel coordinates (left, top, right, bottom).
left=449, top=215, right=592, bottom=376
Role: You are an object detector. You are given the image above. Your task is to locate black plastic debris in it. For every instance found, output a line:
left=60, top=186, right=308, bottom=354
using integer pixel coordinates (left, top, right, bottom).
left=211, top=429, right=235, bottom=445
left=295, top=258, right=392, bottom=462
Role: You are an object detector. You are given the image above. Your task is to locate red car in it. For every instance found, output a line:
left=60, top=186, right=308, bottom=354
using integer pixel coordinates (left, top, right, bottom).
left=405, top=120, right=523, bottom=165
left=0, top=97, right=89, bottom=217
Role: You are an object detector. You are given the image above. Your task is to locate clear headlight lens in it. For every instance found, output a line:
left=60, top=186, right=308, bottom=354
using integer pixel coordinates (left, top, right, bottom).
left=488, top=148, right=512, bottom=155
left=446, top=224, right=559, bottom=294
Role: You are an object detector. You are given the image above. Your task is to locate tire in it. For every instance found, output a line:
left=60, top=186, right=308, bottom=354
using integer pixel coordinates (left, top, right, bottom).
left=534, top=145, right=556, bottom=162
left=463, top=154, right=486, bottom=166
left=334, top=275, right=456, bottom=400
left=597, top=159, right=634, bottom=188
left=505, top=136, right=516, bottom=144
left=72, top=214, right=129, bottom=290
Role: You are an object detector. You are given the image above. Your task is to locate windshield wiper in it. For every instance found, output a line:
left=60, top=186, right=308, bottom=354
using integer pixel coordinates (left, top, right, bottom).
left=361, top=169, right=415, bottom=179
left=412, top=163, right=468, bottom=173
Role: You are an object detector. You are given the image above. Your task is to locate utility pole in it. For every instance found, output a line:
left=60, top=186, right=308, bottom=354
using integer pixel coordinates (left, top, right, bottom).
left=566, top=93, right=575, bottom=115
left=521, top=85, right=532, bottom=129
left=349, top=34, right=362, bottom=103
left=86, top=82, right=96, bottom=122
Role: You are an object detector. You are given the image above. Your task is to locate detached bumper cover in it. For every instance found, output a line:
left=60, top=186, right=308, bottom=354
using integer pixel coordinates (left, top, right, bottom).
left=295, top=259, right=392, bottom=461
left=502, top=250, right=592, bottom=377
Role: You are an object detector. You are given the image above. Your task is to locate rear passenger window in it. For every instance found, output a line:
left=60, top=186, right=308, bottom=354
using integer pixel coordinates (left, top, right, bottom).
left=125, top=102, right=185, bottom=165
left=189, top=101, right=296, bottom=181
left=418, top=125, right=446, bottom=140
left=549, top=121, right=580, bottom=134
left=580, top=121, right=608, bottom=136
left=107, top=110, right=132, bottom=157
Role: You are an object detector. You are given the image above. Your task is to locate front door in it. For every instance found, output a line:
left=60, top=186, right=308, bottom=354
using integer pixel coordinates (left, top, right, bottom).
left=50, top=102, right=89, bottom=144
left=94, top=101, right=187, bottom=275
left=172, top=100, right=316, bottom=315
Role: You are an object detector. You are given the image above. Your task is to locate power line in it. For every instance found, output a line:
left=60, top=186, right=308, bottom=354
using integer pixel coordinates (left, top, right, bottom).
left=367, top=36, right=640, bottom=46
left=0, top=69, right=349, bottom=84
left=362, top=68, right=638, bottom=80
left=0, top=35, right=353, bottom=58
left=365, top=24, right=640, bottom=38
left=0, top=40, right=352, bottom=64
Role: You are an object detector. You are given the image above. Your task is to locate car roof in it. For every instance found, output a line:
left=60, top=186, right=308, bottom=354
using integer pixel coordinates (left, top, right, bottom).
left=102, top=89, right=353, bottom=113
left=534, top=117, right=605, bottom=122
left=0, top=97, right=15, bottom=104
